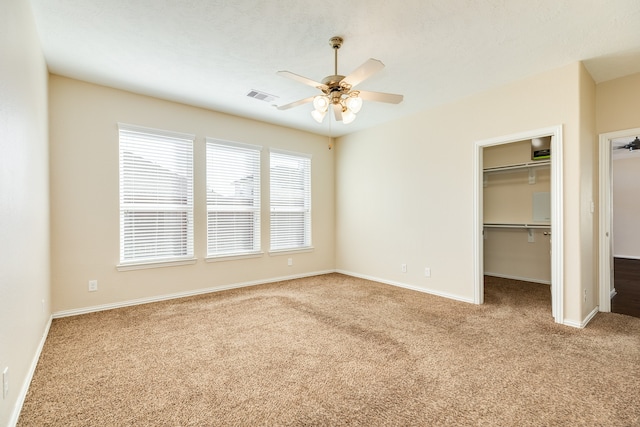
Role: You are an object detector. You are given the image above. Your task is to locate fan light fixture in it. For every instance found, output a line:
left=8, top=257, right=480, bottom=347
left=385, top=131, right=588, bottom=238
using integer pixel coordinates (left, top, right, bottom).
left=311, top=92, right=362, bottom=124
left=276, top=36, right=403, bottom=125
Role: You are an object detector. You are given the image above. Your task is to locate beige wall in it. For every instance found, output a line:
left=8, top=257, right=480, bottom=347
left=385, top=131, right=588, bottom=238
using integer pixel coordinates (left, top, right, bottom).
left=0, top=0, right=50, bottom=425
left=578, top=64, right=597, bottom=319
left=613, top=156, right=640, bottom=258
left=335, top=62, right=595, bottom=325
left=596, top=72, right=640, bottom=134
left=484, top=229, right=551, bottom=283
left=49, top=76, right=335, bottom=314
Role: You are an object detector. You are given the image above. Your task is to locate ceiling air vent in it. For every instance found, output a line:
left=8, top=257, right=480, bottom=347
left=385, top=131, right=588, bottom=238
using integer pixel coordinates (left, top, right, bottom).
left=247, top=89, right=278, bottom=103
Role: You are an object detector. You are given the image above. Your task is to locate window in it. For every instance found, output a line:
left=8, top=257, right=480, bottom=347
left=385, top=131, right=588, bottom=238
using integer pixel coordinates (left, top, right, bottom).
left=270, top=149, right=311, bottom=251
left=118, top=124, right=194, bottom=266
left=206, top=139, right=261, bottom=258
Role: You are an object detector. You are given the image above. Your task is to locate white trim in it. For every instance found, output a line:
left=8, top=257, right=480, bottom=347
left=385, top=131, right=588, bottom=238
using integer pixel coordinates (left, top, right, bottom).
left=205, top=137, right=263, bottom=151
left=268, top=247, right=314, bottom=256
left=52, top=270, right=335, bottom=319
left=116, top=258, right=197, bottom=271
left=206, top=252, right=264, bottom=262
left=484, top=272, right=551, bottom=285
left=564, top=306, right=599, bottom=329
left=598, top=127, right=640, bottom=313
left=269, top=147, right=313, bottom=159
left=10, top=316, right=52, bottom=427
left=473, top=141, right=484, bottom=304
left=117, top=122, right=195, bottom=140
left=336, top=270, right=475, bottom=304
left=474, top=125, right=564, bottom=323
left=613, top=254, right=640, bottom=260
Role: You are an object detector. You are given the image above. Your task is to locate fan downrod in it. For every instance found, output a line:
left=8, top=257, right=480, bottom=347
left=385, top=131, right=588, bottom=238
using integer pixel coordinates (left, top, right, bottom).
left=324, top=36, right=345, bottom=89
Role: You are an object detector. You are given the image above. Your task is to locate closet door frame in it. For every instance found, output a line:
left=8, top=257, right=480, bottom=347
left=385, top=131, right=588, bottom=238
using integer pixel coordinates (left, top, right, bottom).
left=473, top=125, right=564, bottom=324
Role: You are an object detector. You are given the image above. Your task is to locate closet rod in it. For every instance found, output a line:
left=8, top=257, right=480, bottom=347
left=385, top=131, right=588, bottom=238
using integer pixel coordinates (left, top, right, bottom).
left=483, top=223, right=551, bottom=229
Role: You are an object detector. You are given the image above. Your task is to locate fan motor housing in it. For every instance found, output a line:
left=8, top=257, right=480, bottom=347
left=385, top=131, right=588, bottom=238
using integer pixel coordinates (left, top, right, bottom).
left=321, top=75, right=346, bottom=89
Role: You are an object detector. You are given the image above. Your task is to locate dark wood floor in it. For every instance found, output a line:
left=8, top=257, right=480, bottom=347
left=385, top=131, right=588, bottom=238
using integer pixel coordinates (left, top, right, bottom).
left=612, top=257, right=640, bottom=318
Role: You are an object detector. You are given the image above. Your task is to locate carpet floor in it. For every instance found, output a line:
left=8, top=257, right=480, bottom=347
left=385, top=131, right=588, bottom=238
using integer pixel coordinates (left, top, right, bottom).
left=18, top=274, right=640, bottom=426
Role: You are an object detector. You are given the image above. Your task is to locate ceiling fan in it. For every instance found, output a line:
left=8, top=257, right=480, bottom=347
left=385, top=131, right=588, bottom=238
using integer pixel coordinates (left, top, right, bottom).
left=615, top=137, right=640, bottom=151
left=276, top=36, right=403, bottom=124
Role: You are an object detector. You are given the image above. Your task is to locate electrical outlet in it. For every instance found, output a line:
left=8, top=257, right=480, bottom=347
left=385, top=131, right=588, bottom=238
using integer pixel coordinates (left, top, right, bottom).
left=401, top=264, right=407, bottom=273
left=583, top=289, right=587, bottom=303
left=88, top=280, right=98, bottom=292
left=2, top=367, right=8, bottom=399
left=287, top=258, right=293, bottom=266
left=424, top=267, right=431, bottom=277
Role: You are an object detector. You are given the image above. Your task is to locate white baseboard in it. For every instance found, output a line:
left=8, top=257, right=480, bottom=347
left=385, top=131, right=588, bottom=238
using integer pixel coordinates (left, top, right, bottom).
left=613, top=254, right=640, bottom=260
left=335, top=269, right=475, bottom=304
left=10, top=316, right=52, bottom=427
left=484, top=272, right=551, bottom=285
left=53, top=270, right=336, bottom=318
left=563, top=306, right=599, bottom=329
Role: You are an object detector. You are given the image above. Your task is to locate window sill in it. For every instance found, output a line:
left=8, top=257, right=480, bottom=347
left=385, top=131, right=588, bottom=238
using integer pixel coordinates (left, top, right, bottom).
left=268, top=247, right=314, bottom=257
left=116, top=258, right=197, bottom=272
left=206, top=251, right=264, bottom=263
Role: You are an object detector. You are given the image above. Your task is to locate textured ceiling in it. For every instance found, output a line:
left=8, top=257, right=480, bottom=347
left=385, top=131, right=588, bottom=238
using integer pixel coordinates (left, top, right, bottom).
left=28, top=0, right=640, bottom=137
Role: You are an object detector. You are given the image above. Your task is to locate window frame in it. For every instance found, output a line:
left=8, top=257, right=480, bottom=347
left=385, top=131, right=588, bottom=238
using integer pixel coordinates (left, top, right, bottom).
left=269, top=148, right=312, bottom=254
left=117, top=123, right=195, bottom=270
left=205, top=138, right=263, bottom=261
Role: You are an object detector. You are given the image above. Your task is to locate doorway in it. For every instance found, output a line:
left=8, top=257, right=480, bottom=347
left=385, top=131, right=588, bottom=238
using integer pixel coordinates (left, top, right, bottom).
left=474, top=126, right=564, bottom=324
left=598, top=127, right=640, bottom=316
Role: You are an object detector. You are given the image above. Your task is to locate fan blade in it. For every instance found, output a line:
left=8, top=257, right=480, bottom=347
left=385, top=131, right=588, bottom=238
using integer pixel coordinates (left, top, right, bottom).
left=342, top=59, right=385, bottom=88
left=277, top=71, right=327, bottom=90
left=358, top=90, right=403, bottom=104
left=277, top=96, right=314, bottom=110
left=332, top=103, right=343, bottom=121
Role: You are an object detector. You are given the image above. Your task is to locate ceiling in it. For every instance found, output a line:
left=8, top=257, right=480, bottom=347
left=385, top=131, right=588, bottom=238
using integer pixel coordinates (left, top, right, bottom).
left=28, top=0, right=640, bottom=137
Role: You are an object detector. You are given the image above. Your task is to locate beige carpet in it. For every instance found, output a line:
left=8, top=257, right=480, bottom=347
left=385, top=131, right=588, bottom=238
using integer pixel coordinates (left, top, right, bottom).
left=18, top=274, right=640, bottom=426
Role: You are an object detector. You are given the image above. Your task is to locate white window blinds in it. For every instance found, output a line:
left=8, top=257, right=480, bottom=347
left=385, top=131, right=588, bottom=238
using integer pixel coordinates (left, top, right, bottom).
left=270, top=150, right=311, bottom=251
left=206, top=139, right=261, bottom=257
left=119, top=124, right=194, bottom=264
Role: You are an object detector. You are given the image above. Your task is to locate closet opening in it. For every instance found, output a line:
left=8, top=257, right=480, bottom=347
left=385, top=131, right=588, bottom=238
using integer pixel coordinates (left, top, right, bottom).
left=474, top=126, right=563, bottom=324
